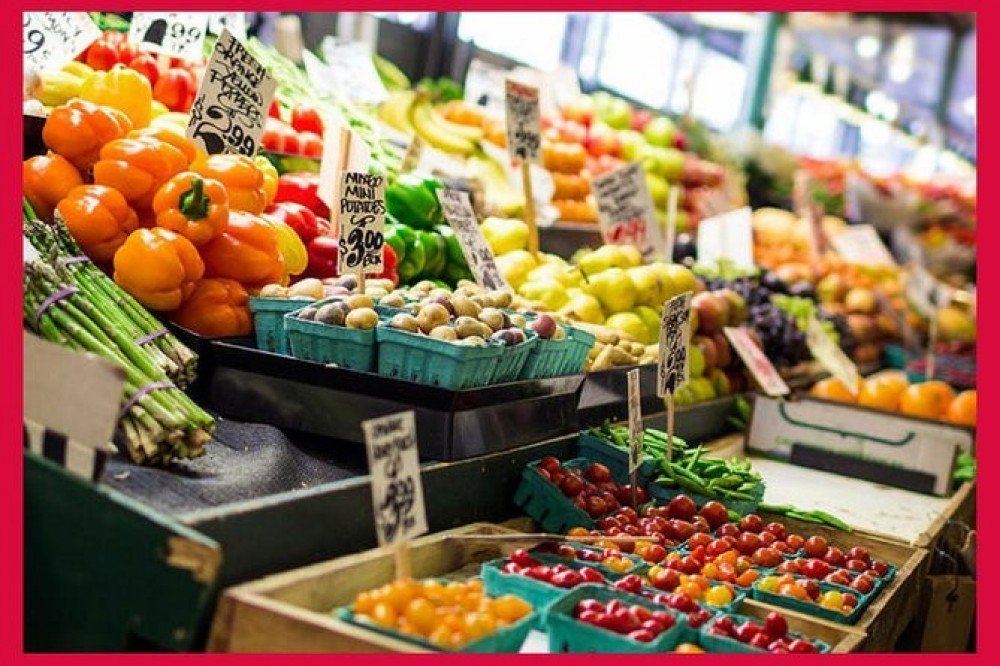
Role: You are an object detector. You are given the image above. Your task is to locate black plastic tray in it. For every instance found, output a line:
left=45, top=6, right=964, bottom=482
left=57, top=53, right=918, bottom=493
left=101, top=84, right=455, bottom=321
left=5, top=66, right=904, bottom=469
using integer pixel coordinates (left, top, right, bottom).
left=193, top=338, right=585, bottom=461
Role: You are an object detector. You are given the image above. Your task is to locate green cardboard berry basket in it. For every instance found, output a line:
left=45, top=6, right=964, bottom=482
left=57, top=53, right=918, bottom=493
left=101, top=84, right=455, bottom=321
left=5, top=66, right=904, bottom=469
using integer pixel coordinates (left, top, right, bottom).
left=648, top=477, right=766, bottom=518
left=751, top=576, right=872, bottom=625
left=512, top=457, right=598, bottom=534
left=284, top=299, right=378, bottom=371
left=491, top=329, right=540, bottom=385
left=698, top=612, right=831, bottom=654
left=249, top=296, right=312, bottom=354
left=520, top=325, right=596, bottom=380
left=638, top=585, right=737, bottom=643
left=335, top=592, right=537, bottom=652
left=480, top=559, right=576, bottom=614
left=542, top=584, right=683, bottom=653
left=530, top=542, right=649, bottom=581
left=576, top=431, right=659, bottom=487
left=375, top=325, right=504, bottom=390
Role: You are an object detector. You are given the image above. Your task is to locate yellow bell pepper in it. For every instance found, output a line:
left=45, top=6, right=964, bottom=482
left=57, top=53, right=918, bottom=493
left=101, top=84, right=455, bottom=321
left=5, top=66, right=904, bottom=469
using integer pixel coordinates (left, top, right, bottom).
left=80, top=64, right=153, bottom=129
left=254, top=156, right=279, bottom=208
left=260, top=213, right=308, bottom=277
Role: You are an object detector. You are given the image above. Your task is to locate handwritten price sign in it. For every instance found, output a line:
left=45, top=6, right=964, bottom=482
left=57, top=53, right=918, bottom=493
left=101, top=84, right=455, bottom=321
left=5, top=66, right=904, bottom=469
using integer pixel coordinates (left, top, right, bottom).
left=338, top=172, right=386, bottom=275
left=23, top=13, right=100, bottom=74
left=504, top=79, right=542, bottom=165
left=592, top=162, right=656, bottom=256
left=362, top=411, right=428, bottom=546
left=187, top=29, right=276, bottom=157
left=437, top=189, right=511, bottom=292
left=724, top=327, right=790, bottom=397
left=129, top=12, right=207, bottom=61
left=658, top=293, right=693, bottom=397
left=806, top=317, right=861, bottom=396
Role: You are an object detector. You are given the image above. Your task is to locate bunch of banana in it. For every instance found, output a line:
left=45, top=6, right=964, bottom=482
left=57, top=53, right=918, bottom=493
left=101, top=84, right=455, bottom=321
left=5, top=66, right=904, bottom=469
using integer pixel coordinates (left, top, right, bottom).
left=410, top=95, right=484, bottom=156
left=466, top=150, right=524, bottom=217
left=33, top=61, right=95, bottom=108
left=372, top=53, right=411, bottom=92
left=378, top=90, right=417, bottom=135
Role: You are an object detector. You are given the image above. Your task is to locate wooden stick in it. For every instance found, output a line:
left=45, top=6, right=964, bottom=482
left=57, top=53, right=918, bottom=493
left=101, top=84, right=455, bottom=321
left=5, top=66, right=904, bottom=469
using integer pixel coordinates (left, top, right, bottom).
left=666, top=392, right=676, bottom=466
left=665, top=185, right=679, bottom=263
left=331, top=126, right=352, bottom=238
left=521, top=161, right=539, bottom=257
left=394, top=541, right=411, bottom=580
left=357, top=269, right=366, bottom=294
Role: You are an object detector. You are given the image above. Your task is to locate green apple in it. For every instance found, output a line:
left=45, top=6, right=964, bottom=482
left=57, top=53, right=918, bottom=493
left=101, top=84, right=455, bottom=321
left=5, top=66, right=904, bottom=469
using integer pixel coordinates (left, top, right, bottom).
left=627, top=265, right=663, bottom=307
left=688, top=344, right=706, bottom=378
left=619, top=129, right=646, bottom=161
left=606, top=312, right=653, bottom=344
left=645, top=173, right=670, bottom=208
left=585, top=267, right=637, bottom=313
left=603, top=98, right=634, bottom=130
left=634, top=305, right=661, bottom=342
left=709, top=368, right=732, bottom=397
left=658, top=146, right=686, bottom=181
left=643, top=116, right=676, bottom=148
left=688, top=377, right=717, bottom=402
left=673, top=383, right=696, bottom=406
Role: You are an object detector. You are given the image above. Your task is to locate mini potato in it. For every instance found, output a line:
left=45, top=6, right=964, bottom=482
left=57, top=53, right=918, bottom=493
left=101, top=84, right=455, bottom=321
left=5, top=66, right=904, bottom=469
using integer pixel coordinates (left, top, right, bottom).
left=345, top=307, right=379, bottom=330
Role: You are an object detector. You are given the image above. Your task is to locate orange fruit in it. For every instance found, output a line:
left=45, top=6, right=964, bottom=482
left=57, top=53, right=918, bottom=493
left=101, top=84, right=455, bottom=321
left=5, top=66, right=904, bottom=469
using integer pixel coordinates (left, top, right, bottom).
left=811, top=377, right=857, bottom=403
left=899, top=381, right=956, bottom=419
left=858, top=376, right=903, bottom=411
left=946, top=390, right=977, bottom=426
left=675, top=643, right=706, bottom=653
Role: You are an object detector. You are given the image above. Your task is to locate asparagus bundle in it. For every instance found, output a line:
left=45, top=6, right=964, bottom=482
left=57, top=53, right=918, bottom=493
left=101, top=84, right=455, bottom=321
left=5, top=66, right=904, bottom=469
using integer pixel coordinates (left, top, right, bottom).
left=23, top=200, right=197, bottom=387
left=24, top=260, right=215, bottom=464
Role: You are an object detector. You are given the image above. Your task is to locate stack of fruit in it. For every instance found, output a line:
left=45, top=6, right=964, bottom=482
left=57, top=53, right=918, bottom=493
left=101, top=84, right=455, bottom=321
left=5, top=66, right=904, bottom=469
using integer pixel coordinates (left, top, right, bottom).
left=534, top=457, right=646, bottom=520
left=680, top=289, right=749, bottom=404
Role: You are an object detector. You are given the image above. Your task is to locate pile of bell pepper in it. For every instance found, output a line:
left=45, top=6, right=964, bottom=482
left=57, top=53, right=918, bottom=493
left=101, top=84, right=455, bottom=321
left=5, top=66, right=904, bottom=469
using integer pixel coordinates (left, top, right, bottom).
left=385, top=173, right=473, bottom=286
left=24, top=95, right=309, bottom=339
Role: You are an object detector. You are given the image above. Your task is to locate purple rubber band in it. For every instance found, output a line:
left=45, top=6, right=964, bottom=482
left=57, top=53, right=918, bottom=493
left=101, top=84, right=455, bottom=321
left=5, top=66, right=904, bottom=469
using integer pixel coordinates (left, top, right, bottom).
left=34, top=286, right=79, bottom=326
left=136, top=328, right=169, bottom=346
left=119, top=381, right=173, bottom=418
left=59, top=256, right=91, bottom=265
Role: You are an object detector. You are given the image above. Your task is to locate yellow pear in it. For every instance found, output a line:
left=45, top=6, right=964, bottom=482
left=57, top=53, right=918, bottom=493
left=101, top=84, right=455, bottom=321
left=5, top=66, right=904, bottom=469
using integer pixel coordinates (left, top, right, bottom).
left=577, top=244, right=629, bottom=276
left=618, top=244, right=643, bottom=267
left=585, top=267, right=637, bottom=313
left=661, top=263, right=697, bottom=298
left=606, top=312, right=654, bottom=345
left=481, top=216, right=529, bottom=256
left=495, top=249, right=539, bottom=289
left=527, top=263, right=585, bottom=288
left=627, top=265, right=663, bottom=307
left=634, top=305, right=661, bottom=342
left=518, top=279, right=569, bottom=311
left=558, top=292, right=605, bottom=324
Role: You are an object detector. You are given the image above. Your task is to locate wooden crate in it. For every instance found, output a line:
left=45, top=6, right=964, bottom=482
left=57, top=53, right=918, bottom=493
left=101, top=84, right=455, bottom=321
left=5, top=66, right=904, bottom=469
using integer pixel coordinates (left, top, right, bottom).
left=737, top=600, right=865, bottom=653
left=754, top=512, right=930, bottom=653
left=208, top=522, right=523, bottom=653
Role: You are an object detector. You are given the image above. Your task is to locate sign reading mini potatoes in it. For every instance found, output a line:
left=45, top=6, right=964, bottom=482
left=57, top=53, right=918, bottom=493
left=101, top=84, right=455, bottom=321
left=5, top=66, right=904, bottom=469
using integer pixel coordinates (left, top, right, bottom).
left=748, top=396, right=971, bottom=496
left=337, top=171, right=386, bottom=275
left=361, top=411, right=428, bottom=546
left=187, top=29, right=276, bottom=157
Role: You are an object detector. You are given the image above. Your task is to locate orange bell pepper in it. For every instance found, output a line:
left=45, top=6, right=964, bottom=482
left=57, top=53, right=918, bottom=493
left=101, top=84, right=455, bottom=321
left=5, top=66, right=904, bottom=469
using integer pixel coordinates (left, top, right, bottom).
left=129, top=126, right=202, bottom=166
left=152, top=172, right=230, bottom=247
left=170, top=278, right=251, bottom=337
left=56, top=185, right=139, bottom=264
left=41, top=98, right=133, bottom=173
left=22, top=152, right=84, bottom=222
left=93, top=136, right=188, bottom=210
left=190, top=154, right=268, bottom=215
left=200, top=210, right=285, bottom=288
left=113, top=228, right=205, bottom=311
left=79, top=64, right=153, bottom=130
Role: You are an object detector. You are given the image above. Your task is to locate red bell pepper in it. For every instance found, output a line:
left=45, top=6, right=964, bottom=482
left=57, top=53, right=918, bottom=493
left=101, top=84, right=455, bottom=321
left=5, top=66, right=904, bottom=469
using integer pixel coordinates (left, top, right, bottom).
left=377, top=244, right=399, bottom=287
left=265, top=201, right=325, bottom=244
left=127, top=53, right=160, bottom=87
left=304, top=235, right=339, bottom=279
left=290, top=105, right=324, bottom=135
left=275, top=172, right=330, bottom=219
left=85, top=30, right=137, bottom=71
left=153, top=68, right=198, bottom=112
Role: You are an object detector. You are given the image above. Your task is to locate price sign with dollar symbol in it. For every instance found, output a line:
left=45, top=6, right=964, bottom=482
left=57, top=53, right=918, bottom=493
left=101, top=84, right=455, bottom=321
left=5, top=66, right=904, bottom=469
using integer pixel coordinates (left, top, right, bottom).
left=657, top=293, right=693, bottom=397
left=504, top=79, right=542, bottom=165
left=187, top=29, right=276, bottom=157
left=23, top=13, right=100, bottom=74
left=129, top=12, right=207, bottom=61
left=338, top=171, right=386, bottom=275
left=593, top=162, right=659, bottom=258
left=362, top=411, right=428, bottom=547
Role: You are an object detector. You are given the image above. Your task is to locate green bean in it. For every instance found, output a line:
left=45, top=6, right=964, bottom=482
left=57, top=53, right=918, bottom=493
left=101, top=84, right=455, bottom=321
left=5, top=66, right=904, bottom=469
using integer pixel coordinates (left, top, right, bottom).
left=811, top=511, right=854, bottom=533
left=786, top=510, right=824, bottom=524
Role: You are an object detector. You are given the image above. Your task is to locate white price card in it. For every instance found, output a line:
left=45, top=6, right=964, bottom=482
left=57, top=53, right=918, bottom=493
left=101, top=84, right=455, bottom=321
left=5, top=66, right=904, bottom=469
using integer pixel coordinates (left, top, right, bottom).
left=657, top=293, right=693, bottom=397
left=362, top=411, right=428, bottom=547
left=187, top=29, right=276, bottom=157
left=321, top=40, right=389, bottom=106
left=129, top=12, right=207, bottom=61
left=831, top=225, right=896, bottom=267
left=206, top=12, right=247, bottom=41
left=504, top=79, right=542, bottom=165
left=627, top=368, right=643, bottom=475
left=337, top=171, right=386, bottom=275
left=544, top=64, right=582, bottom=111
left=437, top=189, right=511, bottom=292
left=806, top=317, right=861, bottom=395
left=23, top=12, right=101, bottom=74
left=464, top=58, right=509, bottom=118
left=592, top=162, right=658, bottom=257
left=724, top=327, right=790, bottom=397
left=696, top=206, right=754, bottom=270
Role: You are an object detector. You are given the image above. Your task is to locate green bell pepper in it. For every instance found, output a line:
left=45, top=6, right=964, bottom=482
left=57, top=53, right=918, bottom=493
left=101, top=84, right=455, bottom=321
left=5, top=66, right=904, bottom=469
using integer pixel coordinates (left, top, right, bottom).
left=444, top=261, right=474, bottom=285
left=383, top=223, right=407, bottom=266
left=395, top=224, right=426, bottom=284
left=435, top=224, right=467, bottom=267
left=419, top=231, right=448, bottom=278
left=385, top=173, right=443, bottom=231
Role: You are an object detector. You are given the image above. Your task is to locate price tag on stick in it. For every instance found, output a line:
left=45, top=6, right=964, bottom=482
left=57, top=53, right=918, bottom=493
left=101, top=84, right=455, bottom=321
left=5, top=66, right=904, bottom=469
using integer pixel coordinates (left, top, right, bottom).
left=665, top=185, right=680, bottom=263
left=338, top=171, right=386, bottom=291
left=129, top=12, right=207, bottom=61
left=806, top=316, right=861, bottom=396
left=658, top=293, right=693, bottom=465
left=437, top=189, right=512, bottom=292
left=23, top=12, right=101, bottom=74
left=505, top=79, right=542, bottom=257
left=592, top=162, right=657, bottom=258
left=187, top=29, right=276, bottom=157
left=724, top=327, right=790, bottom=397
left=627, top=368, right=643, bottom=507
left=362, top=411, right=428, bottom=579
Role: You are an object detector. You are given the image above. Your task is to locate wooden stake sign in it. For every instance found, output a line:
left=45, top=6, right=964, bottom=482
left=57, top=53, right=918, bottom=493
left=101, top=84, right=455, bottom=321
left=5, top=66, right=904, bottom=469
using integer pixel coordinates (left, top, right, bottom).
left=187, top=28, right=275, bottom=157
left=627, top=368, right=643, bottom=508
left=505, top=79, right=542, bottom=257
left=724, top=327, right=790, bottom=397
left=437, top=189, right=511, bottom=292
left=592, top=162, right=658, bottom=258
left=657, top=293, right=693, bottom=465
left=361, top=411, right=428, bottom=579
left=337, top=171, right=386, bottom=293
left=806, top=316, right=861, bottom=396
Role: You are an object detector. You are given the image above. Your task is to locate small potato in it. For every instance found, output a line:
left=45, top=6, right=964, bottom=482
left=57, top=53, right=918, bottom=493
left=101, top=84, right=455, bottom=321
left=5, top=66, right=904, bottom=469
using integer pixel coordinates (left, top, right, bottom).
left=552, top=326, right=567, bottom=341
left=508, top=313, right=527, bottom=329
left=365, top=287, right=389, bottom=298
left=379, top=293, right=406, bottom=308
left=367, top=278, right=395, bottom=292
left=297, top=307, right=319, bottom=321
left=451, top=294, right=480, bottom=318
left=459, top=335, right=486, bottom=346
left=456, top=279, right=480, bottom=292
left=345, top=308, right=379, bottom=330
left=454, top=316, right=482, bottom=339
left=413, top=280, right=437, bottom=292
left=478, top=307, right=506, bottom=331
left=491, top=290, right=513, bottom=308
left=416, top=303, right=451, bottom=334
left=259, top=283, right=287, bottom=298
left=287, top=278, right=324, bottom=300
left=429, top=326, right=457, bottom=342
left=315, top=303, right=347, bottom=326
left=389, top=313, right=420, bottom=333
left=336, top=275, right=358, bottom=291
left=346, top=294, right=375, bottom=310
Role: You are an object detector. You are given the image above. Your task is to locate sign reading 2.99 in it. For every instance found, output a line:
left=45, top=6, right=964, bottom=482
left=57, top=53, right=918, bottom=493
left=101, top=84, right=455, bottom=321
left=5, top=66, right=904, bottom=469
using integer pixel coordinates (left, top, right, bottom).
left=338, top=171, right=386, bottom=275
